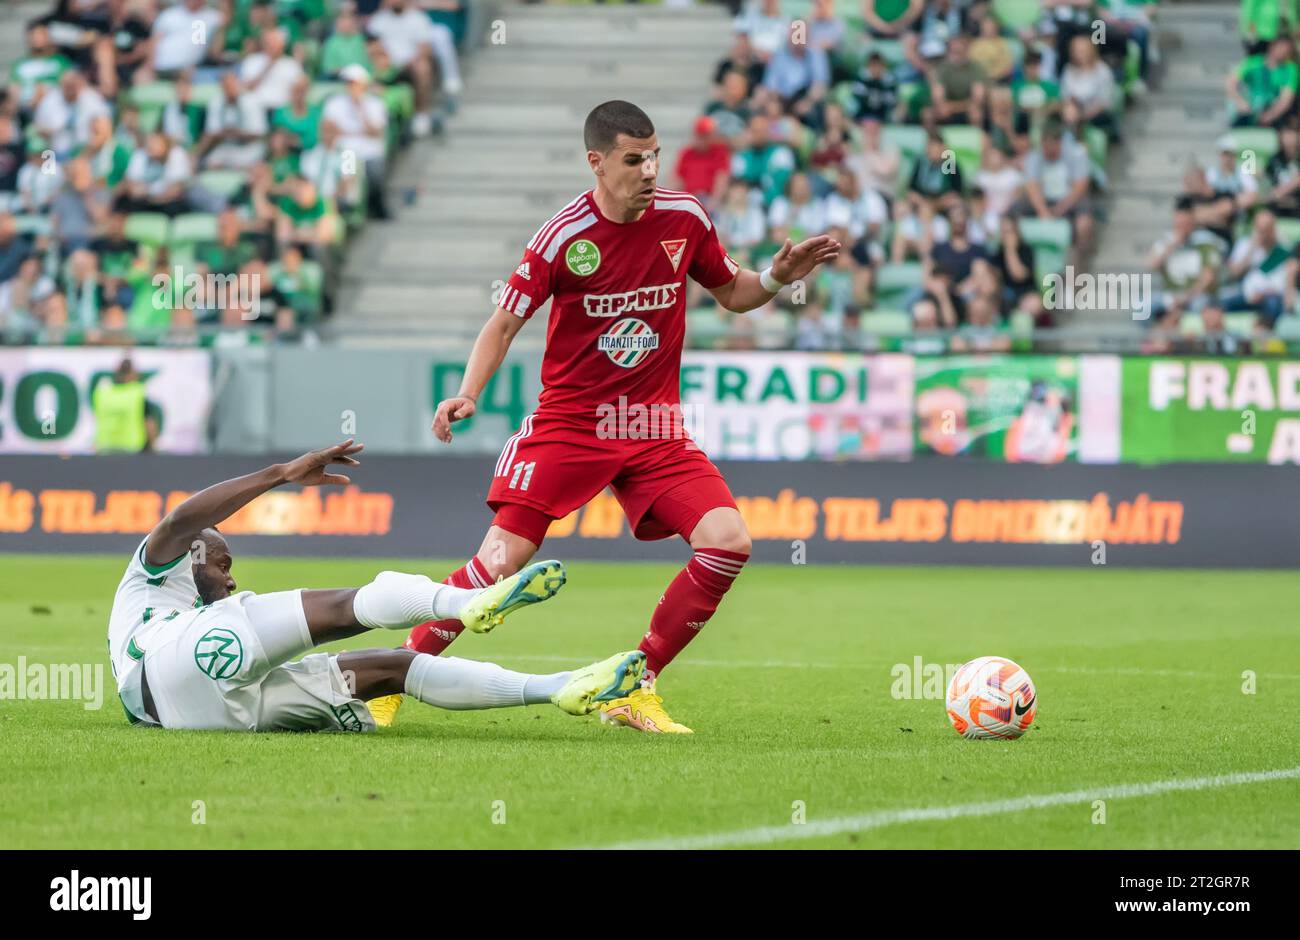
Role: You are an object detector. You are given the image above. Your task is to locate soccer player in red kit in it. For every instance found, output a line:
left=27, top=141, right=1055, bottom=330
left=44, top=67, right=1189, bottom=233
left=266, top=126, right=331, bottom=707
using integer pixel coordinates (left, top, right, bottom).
left=368, top=100, right=839, bottom=732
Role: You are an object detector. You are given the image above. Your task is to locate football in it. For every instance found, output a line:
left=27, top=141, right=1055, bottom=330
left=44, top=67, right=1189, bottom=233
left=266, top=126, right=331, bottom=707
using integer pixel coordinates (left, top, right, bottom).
left=945, top=656, right=1038, bottom=740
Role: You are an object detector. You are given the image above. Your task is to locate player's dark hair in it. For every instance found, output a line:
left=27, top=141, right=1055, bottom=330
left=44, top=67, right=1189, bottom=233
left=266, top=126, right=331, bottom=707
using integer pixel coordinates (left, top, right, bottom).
left=584, top=101, right=655, bottom=154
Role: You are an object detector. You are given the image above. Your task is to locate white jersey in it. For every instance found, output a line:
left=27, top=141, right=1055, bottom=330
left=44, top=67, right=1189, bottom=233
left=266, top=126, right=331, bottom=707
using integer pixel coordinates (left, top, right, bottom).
left=108, top=538, right=202, bottom=723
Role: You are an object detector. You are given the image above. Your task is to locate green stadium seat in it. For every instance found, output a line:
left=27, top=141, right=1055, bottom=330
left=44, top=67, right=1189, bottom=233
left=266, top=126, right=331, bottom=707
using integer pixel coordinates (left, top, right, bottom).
left=125, top=212, right=170, bottom=248
left=170, top=212, right=219, bottom=245
left=137, top=106, right=163, bottom=133
left=874, top=262, right=923, bottom=303
left=197, top=170, right=248, bottom=200
left=382, top=84, right=415, bottom=123
left=1018, top=217, right=1072, bottom=252
left=1225, top=127, right=1279, bottom=167
left=1034, top=247, right=1067, bottom=282
left=12, top=214, right=52, bottom=237
left=686, top=307, right=730, bottom=347
left=939, top=125, right=984, bottom=183
left=868, top=39, right=906, bottom=66
left=993, top=0, right=1043, bottom=31
left=308, top=82, right=345, bottom=107
left=1010, top=309, right=1035, bottom=335
left=188, top=82, right=220, bottom=109
left=860, top=309, right=912, bottom=336
left=128, top=81, right=176, bottom=109
left=1224, top=312, right=1258, bottom=335
left=1084, top=125, right=1108, bottom=170
left=1275, top=217, right=1300, bottom=248
left=1276, top=314, right=1300, bottom=340
left=1180, top=312, right=1204, bottom=336
left=881, top=123, right=926, bottom=163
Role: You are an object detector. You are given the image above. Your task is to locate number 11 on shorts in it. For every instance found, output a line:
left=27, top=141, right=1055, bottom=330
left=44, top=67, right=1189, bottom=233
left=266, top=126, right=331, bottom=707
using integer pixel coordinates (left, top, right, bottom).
left=508, top=460, right=536, bottom=491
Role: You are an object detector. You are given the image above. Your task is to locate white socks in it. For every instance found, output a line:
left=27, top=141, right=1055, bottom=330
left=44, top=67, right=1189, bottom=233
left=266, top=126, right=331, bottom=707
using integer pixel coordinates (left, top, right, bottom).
left=523, top=671, right=572, bottom=703
left=352, top=571, right=478, bottom=630
left=404, top=654, right=565, bottom=710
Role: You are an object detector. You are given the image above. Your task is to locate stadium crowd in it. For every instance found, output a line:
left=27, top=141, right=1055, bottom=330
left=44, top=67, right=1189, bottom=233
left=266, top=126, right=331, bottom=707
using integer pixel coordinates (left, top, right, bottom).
left=0, top=0, right=465, bottom=347
left=1143, top=0, right=1300, bottom=354
left=677, top=0, right=1159, bottom=352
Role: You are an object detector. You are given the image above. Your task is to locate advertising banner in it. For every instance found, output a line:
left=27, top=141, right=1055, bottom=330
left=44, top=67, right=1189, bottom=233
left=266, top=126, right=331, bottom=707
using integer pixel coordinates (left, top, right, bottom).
left=1, top=454, right=1294, bottom=568
left=912, top=355, right=1080, bottom=462
left=0, top=348, right=212, bottom=455
left=678, top=351, right=914, bottom=460
left=1121, top=358, right=1300, bottom=464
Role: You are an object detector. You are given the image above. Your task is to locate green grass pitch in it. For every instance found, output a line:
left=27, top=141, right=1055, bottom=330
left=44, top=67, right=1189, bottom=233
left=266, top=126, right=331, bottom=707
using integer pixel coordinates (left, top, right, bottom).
left=2, top=553, right=1298, bottom=849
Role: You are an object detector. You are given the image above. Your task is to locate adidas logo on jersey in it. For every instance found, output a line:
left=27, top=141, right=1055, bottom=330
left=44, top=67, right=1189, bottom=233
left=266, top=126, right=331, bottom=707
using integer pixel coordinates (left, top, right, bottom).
left=515, top=262, right=531, bottom=280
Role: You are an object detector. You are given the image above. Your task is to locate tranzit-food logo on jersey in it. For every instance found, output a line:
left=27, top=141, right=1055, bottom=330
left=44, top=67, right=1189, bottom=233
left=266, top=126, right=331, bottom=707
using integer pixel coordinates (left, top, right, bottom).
left=597, top=318, right=660, bottom=368
left=583, top=282, right=679, bottom=318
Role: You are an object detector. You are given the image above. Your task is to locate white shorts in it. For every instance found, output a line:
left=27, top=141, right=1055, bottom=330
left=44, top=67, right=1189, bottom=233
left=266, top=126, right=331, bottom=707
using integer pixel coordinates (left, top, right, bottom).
left=141, top=590, right=375, bottom=733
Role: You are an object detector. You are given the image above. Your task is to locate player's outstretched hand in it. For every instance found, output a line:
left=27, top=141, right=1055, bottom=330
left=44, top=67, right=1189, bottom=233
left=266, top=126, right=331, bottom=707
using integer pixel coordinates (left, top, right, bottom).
left=770, top=235, right=841, bottom=285
left=281, top=440, right=364, bottom=487
left=432, top=396, right=476, bottom=443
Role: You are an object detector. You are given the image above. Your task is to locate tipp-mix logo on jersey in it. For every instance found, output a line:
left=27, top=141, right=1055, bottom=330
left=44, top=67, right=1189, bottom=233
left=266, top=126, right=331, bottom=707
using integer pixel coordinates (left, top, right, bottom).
left=582, top=281, right=679, bottom=317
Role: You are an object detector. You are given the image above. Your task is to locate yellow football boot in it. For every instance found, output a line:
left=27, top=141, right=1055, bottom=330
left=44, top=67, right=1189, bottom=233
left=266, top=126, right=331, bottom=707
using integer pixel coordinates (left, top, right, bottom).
left=599, top=683, right=693, bottom=734
left=366, top=693, right=403, bottom=728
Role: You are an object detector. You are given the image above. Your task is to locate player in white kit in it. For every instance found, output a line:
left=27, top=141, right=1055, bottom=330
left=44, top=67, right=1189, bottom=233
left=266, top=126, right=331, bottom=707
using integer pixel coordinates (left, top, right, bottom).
left=107, top=440, right=646, bottom=732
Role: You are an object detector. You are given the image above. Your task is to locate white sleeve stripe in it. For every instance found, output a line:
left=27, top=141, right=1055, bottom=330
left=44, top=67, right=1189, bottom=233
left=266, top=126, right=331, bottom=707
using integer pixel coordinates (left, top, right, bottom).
left=514, top=294, right=531, bottom=316
left=653, top=197, right=712, bottom=231
left=527, top=194, right=589, bottom=251
left=541, top=213, right=599, bottom=262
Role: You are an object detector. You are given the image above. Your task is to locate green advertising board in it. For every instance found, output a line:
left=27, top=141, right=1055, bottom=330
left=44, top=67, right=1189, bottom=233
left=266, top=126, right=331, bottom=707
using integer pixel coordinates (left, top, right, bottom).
left=913, top=356, right=1080, bottom=462
left=1121, top=358, right=1300, bottom=464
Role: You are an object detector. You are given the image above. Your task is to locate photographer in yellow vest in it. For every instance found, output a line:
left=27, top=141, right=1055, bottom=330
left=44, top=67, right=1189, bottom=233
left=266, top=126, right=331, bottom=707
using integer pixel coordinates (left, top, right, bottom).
left=92, top=357, right=156, bottom=453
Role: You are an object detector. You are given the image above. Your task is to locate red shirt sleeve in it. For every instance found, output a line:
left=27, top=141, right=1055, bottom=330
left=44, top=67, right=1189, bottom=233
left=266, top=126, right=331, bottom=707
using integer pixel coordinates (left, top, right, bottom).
left=499, top=247, right=553, bottom=320
left=689, top=216, right=741, bottom=290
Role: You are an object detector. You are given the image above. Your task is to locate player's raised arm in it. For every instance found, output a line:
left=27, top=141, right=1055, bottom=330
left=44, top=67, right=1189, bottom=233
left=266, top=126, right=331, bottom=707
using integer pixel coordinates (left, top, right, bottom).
left=144, top=441, right=364, bottom=566
left=432, top=305, right=527, bottom=443
left=707, top=234, right=841, bottom=313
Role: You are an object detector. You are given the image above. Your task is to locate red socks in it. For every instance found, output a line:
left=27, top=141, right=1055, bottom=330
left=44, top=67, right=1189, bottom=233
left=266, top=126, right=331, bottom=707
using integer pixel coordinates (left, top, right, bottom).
left=407, top=549, right=749, bottom=672
left=404, top=557, right=491, bottom=655
left=638, top=548, right=749, bottom=675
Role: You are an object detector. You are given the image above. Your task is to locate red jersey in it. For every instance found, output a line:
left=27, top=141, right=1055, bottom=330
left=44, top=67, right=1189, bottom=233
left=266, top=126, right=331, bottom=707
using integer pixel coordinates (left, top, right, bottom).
left=498, top=188, right=740, bottom=421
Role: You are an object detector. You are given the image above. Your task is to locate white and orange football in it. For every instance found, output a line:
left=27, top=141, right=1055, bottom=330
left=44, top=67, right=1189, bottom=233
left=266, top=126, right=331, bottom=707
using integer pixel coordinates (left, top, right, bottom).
left=945, top=656, right=1037, bottom=740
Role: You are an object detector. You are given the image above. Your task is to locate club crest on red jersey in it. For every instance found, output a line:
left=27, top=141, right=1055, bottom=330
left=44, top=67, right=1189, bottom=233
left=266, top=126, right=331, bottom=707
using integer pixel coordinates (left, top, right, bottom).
left=660, top=238, right=687, bottom=273
left=597, top=317, right=660, bottom=368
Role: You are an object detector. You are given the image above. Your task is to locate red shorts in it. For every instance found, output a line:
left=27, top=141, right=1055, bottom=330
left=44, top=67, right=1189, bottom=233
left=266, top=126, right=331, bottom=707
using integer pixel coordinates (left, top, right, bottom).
left=486, top=411, right=737, bottom=542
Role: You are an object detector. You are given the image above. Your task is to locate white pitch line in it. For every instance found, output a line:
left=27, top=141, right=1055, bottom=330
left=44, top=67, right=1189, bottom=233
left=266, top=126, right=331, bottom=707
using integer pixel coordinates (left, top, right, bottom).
left=588, top=765, right=1300, bottom=851
left=499, top=654, right=1300, bottom=681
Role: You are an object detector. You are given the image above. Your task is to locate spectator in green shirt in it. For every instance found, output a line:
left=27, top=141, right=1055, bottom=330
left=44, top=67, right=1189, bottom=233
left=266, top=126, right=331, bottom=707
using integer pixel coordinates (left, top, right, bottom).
left=272, top=76, right=322, bottom=152
left=9, top=24, right=73, bottom=113
left=1229, top=38, right=1299, bottom=128
left=320, top=5, right=373, bottom=79
left=1241, top=0, right=1298, bottom=54
left=862, top=0, right=923, bottom=40
left=1011, top=51, right=1060, bottom=131
left=275, top=176, right=337, bottom=251
left=196, top=207, right=269, bottom=275
left=730, top=114, right=797, bottom=205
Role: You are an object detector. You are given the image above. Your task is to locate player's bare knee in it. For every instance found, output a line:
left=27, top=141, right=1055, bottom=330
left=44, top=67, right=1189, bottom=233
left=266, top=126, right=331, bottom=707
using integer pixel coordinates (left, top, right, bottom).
left=694, top=518, right=751, bottom=556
